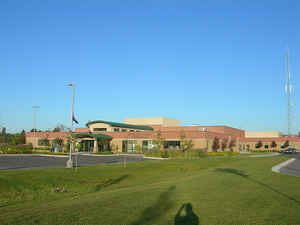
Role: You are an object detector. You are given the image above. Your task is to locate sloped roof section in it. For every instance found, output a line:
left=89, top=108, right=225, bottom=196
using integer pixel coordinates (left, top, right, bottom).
left=86, top=120, right=154, bottom=131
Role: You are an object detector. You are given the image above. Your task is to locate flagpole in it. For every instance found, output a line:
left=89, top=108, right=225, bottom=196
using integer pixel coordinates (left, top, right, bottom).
left=66, top=83, right=75, bottom=168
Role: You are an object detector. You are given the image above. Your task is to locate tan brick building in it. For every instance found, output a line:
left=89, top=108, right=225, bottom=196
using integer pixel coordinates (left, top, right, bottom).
left=25, top=117, right=300, bottom=153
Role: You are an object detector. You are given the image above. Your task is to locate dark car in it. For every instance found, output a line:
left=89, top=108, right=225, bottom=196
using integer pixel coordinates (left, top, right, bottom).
left=280, top=148, right=298, bottom=154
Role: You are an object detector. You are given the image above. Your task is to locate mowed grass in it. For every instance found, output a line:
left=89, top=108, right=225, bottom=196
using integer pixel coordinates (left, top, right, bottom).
left=0, top=157, right=300, bottom=225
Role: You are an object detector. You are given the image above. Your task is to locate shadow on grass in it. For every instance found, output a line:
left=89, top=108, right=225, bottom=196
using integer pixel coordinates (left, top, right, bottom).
left=95, top=174, right=129, bottom=191
left=215, top=168, right=300, bottom=205
left=131, top=186, right=176, bottom=225
left=174, top=203, right=199, bottom=225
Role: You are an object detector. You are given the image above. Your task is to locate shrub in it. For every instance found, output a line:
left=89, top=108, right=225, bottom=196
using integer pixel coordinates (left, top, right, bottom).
left=94, top=151, right=114, bottom=155
left=212, top=137, right=220, bottom=152
left=160, top=150, right=169, bottom=158
left=255, top=141, right=263, bottom=149
left=208, top=152, right=239, bottom=156
left=135, top=144, right=143, bottom=154
left=0, top=144, right=32, bottom=154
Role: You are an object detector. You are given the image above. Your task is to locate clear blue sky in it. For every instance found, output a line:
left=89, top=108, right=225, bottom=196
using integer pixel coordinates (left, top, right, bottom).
left=1, top=0, right=299, bottom=133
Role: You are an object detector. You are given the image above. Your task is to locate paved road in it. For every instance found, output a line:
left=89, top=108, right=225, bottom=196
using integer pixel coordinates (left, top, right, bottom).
left=0, top=154, right=151, bottom=171
left=280, top=154, right=300, bottom=177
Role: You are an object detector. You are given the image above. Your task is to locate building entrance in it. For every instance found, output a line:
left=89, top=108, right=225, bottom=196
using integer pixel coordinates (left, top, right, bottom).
left=80, top=140, right=94, bottom=152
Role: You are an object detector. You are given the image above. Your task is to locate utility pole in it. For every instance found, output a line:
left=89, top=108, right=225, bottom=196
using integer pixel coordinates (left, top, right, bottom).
left=32, top=106, right=39, bottom=151
left=286, top=49, right=293, bottom=135
left=66, top=83, right=75, bottom=168
left=286, top=49, right=294, bottom=147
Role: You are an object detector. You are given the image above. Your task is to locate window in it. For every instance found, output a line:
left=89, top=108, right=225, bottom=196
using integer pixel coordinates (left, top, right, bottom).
left=129, top=130, right=135, bottom=132
left=142, top=140, right=149, bottom=151
left=121, top=129, right=127, bottom=132
left=264, top=145, right=269, bottom=149
left=38, top=138, right=50, bottom=146
left=164, top=141, right=180, bottom=149
left=127, top=140, right=137, bottom=152
left=246, top=144, right=250, bottom=152
left=93, top=128, right=107, bottom=131
left=113, top=128, right=120, bottom=132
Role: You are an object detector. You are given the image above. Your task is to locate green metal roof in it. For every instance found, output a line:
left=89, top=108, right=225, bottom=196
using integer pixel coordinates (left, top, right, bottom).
left=75, top=133, right=112, bottom=139
left=86, top=120, right=154, bottom=131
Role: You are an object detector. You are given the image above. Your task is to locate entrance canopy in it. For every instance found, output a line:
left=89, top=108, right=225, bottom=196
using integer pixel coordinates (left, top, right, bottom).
left=75, top=133, right=113, bottom=140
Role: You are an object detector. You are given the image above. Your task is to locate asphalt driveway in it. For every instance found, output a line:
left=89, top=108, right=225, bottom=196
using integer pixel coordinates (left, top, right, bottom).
left=0, top=154, right=151, bottom=171
left=280, top=155, right=300, bottom=177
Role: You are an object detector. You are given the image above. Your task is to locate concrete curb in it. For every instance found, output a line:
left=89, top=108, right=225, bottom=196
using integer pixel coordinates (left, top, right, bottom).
left=0, top=154, right=34, bottom=156
left=250, top=153, right=280, bottom=158
left=37, top=154, right=68, bottom=158
left=144, top=156, right=169, bottom=160
left=272, top=158, right=296, bottom=173
left=80, top=153, right=116, bottom=157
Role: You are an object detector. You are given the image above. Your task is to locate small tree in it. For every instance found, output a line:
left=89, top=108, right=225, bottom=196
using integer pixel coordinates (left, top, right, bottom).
left=135, top=144, right=142, bottom=154
left=282, top=140, right=289, bottom=148
left=228, top=139, right=236, bottom=152
left=179, top=130, right=194, bottom=152
left=98, top=138, right=110, bottom=151
left=255, top=140, right=263, bottom=149
left=179, top=130, right=186, bottom=152
left=246, top=144, right=250, bottom=152
left=153, top=130, right=165, bottom=151
left=221, top=138, right=228, bottom=152
left=53, top=127, right=61, bottom=132
left=270, top=141, right=277, bottom=150
left=30, top=128, right=41, bottom=132
left=1, top=127, right=6, bottom=136
left=182, top=139, right=194, bottom=152
left=212, top=137, right=220, bottom=152
left=52, top=138, right=64, bottom=147
left=53, top=124, right=68, bottom=132
left=19, top=130, right=26, bottom=144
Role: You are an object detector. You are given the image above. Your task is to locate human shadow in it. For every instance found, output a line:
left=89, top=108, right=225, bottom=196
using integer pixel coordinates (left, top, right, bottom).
left=95, top=174, right=129, bottom=191
left=215, top=168, right=300, bottom=205
left=131, top=186, right=176, bottom=225
left=174, top=203, right=199, bottom=225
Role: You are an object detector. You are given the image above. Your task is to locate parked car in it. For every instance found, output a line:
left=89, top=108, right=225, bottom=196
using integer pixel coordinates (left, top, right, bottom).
left=280, top=148, right=298, bottom=154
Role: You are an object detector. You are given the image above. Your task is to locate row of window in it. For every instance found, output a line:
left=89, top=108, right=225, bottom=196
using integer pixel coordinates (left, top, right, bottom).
left=37, top=139, right=63, bottom=146
left=93, top=127, right=141, bottom=132
left=124, top=140, right=181, bottom=152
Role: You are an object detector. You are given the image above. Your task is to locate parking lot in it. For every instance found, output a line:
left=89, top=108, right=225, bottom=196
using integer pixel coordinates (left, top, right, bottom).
left=0, top=154, right=151, bottom=171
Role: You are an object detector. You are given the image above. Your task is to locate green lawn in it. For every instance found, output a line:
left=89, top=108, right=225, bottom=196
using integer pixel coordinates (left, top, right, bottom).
left=1, top=157, right=300, bottom=225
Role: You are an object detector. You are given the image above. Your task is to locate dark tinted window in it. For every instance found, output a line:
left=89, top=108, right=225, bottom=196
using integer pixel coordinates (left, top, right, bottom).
left=93, top=128, right=107, bottom=131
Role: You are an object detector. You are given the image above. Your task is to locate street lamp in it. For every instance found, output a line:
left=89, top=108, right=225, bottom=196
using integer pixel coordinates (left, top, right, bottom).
left=32, top=106, right=39, bottom=151
left=66, top=83, right=75, bottom=168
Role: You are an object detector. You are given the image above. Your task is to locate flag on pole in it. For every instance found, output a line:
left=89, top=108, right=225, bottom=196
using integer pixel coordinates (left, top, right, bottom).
left=72, top=113, right=79, bottom=124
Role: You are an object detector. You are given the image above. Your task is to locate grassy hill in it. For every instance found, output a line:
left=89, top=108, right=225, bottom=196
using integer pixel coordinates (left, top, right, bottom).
left=0, top=156, right=300, bottom=225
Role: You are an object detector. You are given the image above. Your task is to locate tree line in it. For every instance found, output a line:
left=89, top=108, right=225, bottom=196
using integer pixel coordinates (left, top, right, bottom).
left=0, top=128, right=26, bottom=145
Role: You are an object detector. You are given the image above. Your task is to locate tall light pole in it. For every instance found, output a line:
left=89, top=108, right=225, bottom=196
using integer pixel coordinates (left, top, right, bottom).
left=286, top=49, right=293, bottom=136
left=66, top=83, right=75, bottom=168
left=32, top=106, right=39, bottom=151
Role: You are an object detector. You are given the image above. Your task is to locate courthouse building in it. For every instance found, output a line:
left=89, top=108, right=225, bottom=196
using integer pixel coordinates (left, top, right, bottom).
left=26, top=117, right=300, bottom=153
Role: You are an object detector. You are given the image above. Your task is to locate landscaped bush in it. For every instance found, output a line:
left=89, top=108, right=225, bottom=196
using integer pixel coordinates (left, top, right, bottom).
left=160, top=150, right=169, bottom=158
left=0, top=144, right=33, bottom=154
left=32, top=151, right=68, bottom=155
left=94, top=151, right=114, bottom=155
left=34, top=147, right=51, bottom=151
left=208, top=152, right=240, bottom=156
left=144, top=149, right=240, bottom=158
